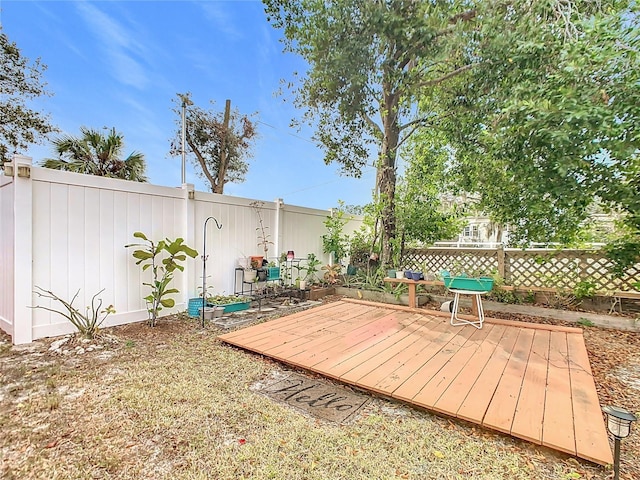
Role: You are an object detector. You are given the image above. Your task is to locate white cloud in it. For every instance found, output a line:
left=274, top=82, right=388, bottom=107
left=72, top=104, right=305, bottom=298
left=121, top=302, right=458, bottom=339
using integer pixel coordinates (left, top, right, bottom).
left=75, top=1, right=149, bottom=89
left=198, top=2, right=242, bottom=40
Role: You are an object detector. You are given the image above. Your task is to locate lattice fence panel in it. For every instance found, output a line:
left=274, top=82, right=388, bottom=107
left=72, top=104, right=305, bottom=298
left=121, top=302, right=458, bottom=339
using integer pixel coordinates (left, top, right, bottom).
left=506, top=250, right=639, bottom=292
left=402, top=248, right=498, bottom=277
left=401, top=248, right=640, bottom=294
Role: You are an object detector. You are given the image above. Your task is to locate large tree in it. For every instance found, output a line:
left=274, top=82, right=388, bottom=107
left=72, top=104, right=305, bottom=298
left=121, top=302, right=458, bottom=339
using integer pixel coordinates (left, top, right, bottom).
left=426, top=1, right=639, bottom=269
left=0, top=29, right=56, bottom=168
left=264, top=0, right=477, bottom=266
left=171, top=93, right=258, bottom=194
left=43, top=127, right=147, bottom=182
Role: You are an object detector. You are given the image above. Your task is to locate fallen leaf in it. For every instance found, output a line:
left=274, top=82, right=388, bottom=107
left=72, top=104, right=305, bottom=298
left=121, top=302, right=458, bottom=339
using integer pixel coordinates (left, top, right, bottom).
left=433, top=450, right=445, bottom=459
left=45, top=440, right=58, bottom=448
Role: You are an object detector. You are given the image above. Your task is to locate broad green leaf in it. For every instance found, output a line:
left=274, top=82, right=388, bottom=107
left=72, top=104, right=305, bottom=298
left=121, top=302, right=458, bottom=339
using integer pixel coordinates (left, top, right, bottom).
left=160, top=298, right=175, bottom=308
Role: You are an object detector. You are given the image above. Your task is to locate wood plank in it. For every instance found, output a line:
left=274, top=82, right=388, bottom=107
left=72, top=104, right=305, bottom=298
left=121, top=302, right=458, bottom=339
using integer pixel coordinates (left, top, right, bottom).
left=541, top=332, right=576, bottom=456
left=337, top=314, right=429, bottom=383
left=391, top=325, right=480, bottom=402
left=218, top=302, right=346, bottom=342
left=356, top=317, right=456, bottom=393
left=265, top=307, right=383, bottom=358
left=456, top=327, right=520, bottom=424
left=217, top=301, right=612, bottom=465
left=566, top=333, right=613, bottom=465
left=483, top=328, right=535, bottom=434
left=432, top=324, right=507, bottom=415
left=233, top=305, right=356, bottom=349
left=380, top=327, right=478, bottom=401
left=510, top=330, right=551, bottom=443
left=283, top=310, right=401, bottom=366
left=410, top=324, right=495, bottom=409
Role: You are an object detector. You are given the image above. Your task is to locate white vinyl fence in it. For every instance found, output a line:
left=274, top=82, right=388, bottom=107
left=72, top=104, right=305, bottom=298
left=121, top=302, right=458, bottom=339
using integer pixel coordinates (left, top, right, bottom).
left=0, top=156, right=363, bottom=344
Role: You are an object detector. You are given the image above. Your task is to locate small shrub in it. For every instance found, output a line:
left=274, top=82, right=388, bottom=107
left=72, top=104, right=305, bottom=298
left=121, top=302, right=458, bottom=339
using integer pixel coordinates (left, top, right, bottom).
left=33, top=287, right=115, bottom=339
left=573, top=280, right=598, bottom=300
left=126, top=232, right=198, bottom=327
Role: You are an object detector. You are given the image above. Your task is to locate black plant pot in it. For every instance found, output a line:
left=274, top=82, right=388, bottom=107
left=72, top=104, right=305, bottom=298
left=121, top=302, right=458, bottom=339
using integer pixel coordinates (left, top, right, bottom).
left=257, top=268, right=268, bottom=281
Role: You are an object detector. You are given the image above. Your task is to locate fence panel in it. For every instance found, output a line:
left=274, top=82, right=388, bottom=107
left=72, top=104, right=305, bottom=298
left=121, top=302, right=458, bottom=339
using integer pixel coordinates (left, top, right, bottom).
left=0, top=177, right=15, bottom=336
left=30, top=168, right=187, bottom=339
left=0, top=162, right=364, bottom=343
left=403, top=247, right=640, bottom=294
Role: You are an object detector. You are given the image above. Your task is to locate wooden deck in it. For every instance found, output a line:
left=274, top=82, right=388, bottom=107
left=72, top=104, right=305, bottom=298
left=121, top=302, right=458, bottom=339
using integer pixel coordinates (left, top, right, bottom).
left=218, top=299, right=613, bottom=465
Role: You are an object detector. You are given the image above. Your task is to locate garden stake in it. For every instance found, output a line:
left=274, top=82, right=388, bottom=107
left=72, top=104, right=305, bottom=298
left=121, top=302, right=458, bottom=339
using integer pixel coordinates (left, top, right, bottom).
left=202, top=216, right=222, bottom=328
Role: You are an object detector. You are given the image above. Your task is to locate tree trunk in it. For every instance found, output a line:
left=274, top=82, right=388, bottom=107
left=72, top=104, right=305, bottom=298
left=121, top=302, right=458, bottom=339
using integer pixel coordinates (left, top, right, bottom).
left=213, top=99, right=231, bottom=194
left=378, top=89, right=399, bottom=268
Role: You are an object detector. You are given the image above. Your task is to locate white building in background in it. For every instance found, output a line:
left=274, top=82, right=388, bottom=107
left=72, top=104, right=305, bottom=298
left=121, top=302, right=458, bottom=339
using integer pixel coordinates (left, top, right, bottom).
left=435, top=214, right=510, bottom=248
left=435, top=193, right=615, bottom=249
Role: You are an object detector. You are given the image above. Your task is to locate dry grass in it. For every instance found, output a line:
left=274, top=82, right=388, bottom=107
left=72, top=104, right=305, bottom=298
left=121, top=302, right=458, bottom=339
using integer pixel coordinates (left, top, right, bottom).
left=0, top=308, right=624, bottom=480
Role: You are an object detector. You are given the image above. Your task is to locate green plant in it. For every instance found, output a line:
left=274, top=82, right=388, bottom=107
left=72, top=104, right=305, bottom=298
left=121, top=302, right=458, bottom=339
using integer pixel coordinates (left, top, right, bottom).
left=322, top=201, right=350, bottom=263
left=300, top=253, right=322, bottom=283
left=206, top=295, right=251, bottom=305
left=32, top=286, right=115, bottom=339
left=251, top=201, right=274, bottom=255
left=321, top=263, right=342, bottom=285
left=126, top=232, right=198, bottom=327
left=573, top=279, right=598, bottom=300
left=523, top=290, right=536, bottom=304
left=577, top=318, right=595, bottom=327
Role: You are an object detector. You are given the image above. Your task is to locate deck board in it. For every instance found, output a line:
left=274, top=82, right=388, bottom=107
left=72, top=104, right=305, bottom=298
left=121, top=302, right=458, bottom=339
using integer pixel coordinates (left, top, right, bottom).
left=218, top=299, right=612, bottom=465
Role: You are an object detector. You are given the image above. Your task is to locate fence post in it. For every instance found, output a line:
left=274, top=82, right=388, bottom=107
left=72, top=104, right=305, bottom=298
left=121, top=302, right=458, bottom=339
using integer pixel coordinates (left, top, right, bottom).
left=11, top=155, right=33, bottom=344
left=182, top=183, right=196, bottom=304
left=497, top=244, right=506, bottom=281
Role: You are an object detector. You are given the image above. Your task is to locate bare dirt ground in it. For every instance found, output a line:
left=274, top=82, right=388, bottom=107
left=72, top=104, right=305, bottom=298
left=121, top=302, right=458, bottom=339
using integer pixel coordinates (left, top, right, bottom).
left=1, top=296, right=638, bottom=480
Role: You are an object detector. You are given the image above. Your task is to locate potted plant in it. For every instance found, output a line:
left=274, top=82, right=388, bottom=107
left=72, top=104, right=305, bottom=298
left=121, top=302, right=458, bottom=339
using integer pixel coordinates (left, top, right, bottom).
left=322, top=263, right=342, bottom=285
left=207, top=294, right=252, bottom=313
left=266, top=261, right=280, bottom=280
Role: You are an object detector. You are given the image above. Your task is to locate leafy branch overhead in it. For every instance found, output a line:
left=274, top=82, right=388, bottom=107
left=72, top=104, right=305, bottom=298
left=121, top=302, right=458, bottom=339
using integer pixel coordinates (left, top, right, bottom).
left=171, top=93, right=258, bottom=194
left=0, top=29, right=57, bottom=167
left=265, top=0, right=638, bottom=272
left=264, top=0, right=482, bottom=265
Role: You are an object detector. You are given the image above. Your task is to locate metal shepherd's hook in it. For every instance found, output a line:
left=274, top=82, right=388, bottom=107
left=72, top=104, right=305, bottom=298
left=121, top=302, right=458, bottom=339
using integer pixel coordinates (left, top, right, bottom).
left=202, top=216, right=223, bottom=328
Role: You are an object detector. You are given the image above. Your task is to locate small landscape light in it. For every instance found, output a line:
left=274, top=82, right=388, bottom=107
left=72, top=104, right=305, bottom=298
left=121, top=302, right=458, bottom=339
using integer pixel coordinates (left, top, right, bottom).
left=602, top=405, right=637, bottom=480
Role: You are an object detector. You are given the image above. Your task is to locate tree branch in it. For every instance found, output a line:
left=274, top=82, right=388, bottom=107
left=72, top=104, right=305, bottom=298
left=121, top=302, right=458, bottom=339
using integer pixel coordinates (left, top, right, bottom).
left=418, top=63, right=475, bottom=88
left=186, top=131, right=217, bottom=191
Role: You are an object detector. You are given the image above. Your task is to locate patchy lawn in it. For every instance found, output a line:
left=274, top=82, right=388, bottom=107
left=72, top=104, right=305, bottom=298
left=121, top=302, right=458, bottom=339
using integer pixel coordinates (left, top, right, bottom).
left=1, top=300, right=638, bottom=480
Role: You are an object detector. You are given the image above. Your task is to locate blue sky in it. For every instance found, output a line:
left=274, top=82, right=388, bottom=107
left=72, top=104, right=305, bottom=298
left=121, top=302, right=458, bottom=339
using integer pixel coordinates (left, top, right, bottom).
left=1, top=0, right=377, bottom=209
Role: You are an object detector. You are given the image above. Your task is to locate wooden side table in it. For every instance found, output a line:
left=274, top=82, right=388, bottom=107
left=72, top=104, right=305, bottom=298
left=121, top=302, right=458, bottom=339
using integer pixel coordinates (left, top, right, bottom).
left=449, top=288, right=489, bottom=329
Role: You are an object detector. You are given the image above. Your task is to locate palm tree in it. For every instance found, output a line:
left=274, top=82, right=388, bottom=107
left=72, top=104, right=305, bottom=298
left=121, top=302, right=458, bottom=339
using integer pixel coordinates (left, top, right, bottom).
left=43, top=127, right=148, bottom=182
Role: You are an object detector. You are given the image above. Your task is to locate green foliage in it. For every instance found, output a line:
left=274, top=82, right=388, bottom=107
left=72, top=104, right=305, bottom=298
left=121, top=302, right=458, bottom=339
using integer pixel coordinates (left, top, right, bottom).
left=206, top=295, right=251, bottom=305
left=577, top=318, right=595, bottom=327
left=43, top=127, right=147, bottom=181
left=396, top=138, right=464, bottom=248
left=300, top=253, right=322, bottom=283
left=523, top=290, right=536, bottom=304
left=32, top=286, right=115, bottom=339
left=573, top=280, right=598, bottom=300
left=264, top=0, right=478, bottom=265
left=126, top=232, right=198, bottom=327
left=0, top=29, right=56, bottom=167
left=322, top=202, right=351, bottom=263
left=321, top=264, right=342, bottom=285
left=348, top=229, right=374, bottom=268
left=431, top=2, right=638, bottom=252
left=170, top=93, right=258, bottom=194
